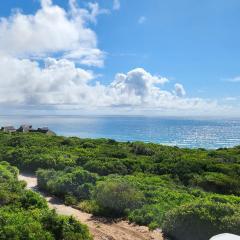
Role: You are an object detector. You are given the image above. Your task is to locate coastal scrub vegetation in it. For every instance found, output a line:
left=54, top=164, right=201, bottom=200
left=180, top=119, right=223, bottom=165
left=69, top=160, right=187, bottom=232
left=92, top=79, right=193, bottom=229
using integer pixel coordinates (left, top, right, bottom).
left=0, top=132, right=240, bottom=240
left=0, top=160, right=92, bottom=240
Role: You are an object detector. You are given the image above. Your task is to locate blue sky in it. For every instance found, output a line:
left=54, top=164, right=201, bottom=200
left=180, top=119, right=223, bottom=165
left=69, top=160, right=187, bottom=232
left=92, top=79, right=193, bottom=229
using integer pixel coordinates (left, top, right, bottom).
left=0, top=0, right=239, bottom=116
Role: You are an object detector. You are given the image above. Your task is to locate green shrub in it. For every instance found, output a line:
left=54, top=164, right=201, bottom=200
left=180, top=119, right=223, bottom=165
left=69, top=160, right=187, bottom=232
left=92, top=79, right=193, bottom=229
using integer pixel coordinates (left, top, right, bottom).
left=191, top=172, right=240, bottom=195
left=37, top=167, right=98, bottom=200
left=41, top=211, right=92, bottom=240
left=129, top=204, right=166, bottom=229
left=64, top=194, right=78, bottom=206
left=76, top=183, right=94, bottom=200
left=0, top=161, right=92, bottom=240
left=84, top=159, right=129, bottom=175
left=0, top=209, right=54, bottom=240
left=94, top=178, right=144, bottom=216
left=162, top=201, right=240, bottom=240
left=2, top=132, right=240, bottom=234
left=20, top=190, right=48, bottom=209
left=77, top=200, right=101, bottom=214
left=131, top=142, right=154, bottom=156
left=82, top=142, right=96, bottom=149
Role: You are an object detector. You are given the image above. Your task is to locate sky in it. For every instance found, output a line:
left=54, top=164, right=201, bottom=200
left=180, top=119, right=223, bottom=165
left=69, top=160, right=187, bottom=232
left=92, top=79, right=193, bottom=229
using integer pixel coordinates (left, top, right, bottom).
left=0, top=0, right=239, bottom=116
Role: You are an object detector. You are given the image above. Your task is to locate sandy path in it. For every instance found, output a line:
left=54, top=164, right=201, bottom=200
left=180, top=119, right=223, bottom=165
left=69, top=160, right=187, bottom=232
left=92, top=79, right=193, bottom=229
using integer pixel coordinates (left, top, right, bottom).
left=19, top=173, right=163, bottom=240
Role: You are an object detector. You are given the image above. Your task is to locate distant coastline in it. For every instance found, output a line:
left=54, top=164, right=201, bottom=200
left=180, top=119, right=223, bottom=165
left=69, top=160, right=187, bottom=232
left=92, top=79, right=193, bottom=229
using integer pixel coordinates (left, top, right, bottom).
left=0, top=115, right=240, bottom=149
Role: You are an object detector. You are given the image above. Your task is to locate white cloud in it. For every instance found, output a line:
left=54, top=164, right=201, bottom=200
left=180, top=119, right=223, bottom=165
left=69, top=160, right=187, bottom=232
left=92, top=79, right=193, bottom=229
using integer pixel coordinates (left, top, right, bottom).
left=110, top=68, right=169, bottom=105
left=0, top=0, right=105, bottom=66
left=108, top=69, right=219, bottom=112
left=174, top=83, right=186, bottom=97
left=224, top=97, right=238, bottom=101
left=113, top=0, right=121, bottom=10
left=0, top=56, right=96, bottom=105
left=0, top=0, right=232, bottom=116
left=226, top=76, right=240, bottom=82
left=138, top=16, right=146, bottom=24
left=0, top=56, right=220, bottom=114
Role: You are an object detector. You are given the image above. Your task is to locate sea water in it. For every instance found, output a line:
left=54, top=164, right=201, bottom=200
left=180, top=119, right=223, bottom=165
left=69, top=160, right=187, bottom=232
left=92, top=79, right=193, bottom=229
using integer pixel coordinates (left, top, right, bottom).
left=0, top=115, right=240, bottom=149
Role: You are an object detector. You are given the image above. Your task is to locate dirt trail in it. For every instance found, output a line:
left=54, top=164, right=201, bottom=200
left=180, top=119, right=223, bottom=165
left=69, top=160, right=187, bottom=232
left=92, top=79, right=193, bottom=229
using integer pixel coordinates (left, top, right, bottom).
left=19, top=173, right=164, bottom=240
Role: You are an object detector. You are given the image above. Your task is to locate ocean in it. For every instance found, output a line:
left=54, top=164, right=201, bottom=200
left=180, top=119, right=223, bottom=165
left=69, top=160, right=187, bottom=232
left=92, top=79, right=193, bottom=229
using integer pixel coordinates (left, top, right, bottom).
left=1, top=115, right=240, bottom=149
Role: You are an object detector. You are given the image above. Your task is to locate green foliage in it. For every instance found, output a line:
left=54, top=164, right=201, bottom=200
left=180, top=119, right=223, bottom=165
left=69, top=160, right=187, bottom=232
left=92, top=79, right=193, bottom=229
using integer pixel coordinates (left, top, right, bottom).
left=1, top=132, right=239, bottom=196
left=162, top=201, right=240, bottom=240
left=0, top=161, right=92, bottom=240
left=1, top=132, right=240, bottom=238
left=94, top=178, right=145, bottom=216
left=77, top=200, right=101, bottom=215
left=83, top=158, right=129, bottom=175
left=64, top=194, right=78, bottom=206
left=191, top=172, right=240, bottom=195
left=0, top=208, right=54, bottom=240
left=37, top=167, right=97, bottom=201
left=41, top=211, right=92, bottom=240
left=125, top=174, right=196, bottom=227
left=20, top=190, right=48, bottom=209
left=130, top=142, right=155, bottom=156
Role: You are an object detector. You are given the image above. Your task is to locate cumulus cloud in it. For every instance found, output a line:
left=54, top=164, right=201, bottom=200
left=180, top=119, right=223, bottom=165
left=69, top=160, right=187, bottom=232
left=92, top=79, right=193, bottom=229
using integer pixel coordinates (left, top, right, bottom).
left=0, top=0, right=105, bottom=66
left=110, top=68, right=168, bottom=105
left=0, top=56, right=219, bottom=113
left=108, top=69, right=218, bottom=111
left=0, top=0, right=227, bottom=115
left=0, top=56, right=96, bottom=105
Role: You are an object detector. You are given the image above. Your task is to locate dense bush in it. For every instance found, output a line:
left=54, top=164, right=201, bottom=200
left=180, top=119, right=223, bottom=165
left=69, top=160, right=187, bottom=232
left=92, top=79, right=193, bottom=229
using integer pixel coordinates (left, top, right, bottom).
left=83, top=158, right=129, bottom=175
left=41, top=211, right=92, bottom=240
left=131, top=142, right=155, bottom=156
left=94, top=178, right=145, bottom=216
left=1, top=132, right=240, bottom=238
left=0, top=209, right=54, bottom=240
left=37, top=167, right=98, bottom=202
left=1, top=132, right=240, bottom=196
left=191, top=172, right=240, bottom=195
left=0, top=208, right=92, bottom=240
left=0, top=161, right=92, bottom=240
left=162, top=201, right=240, bottom=240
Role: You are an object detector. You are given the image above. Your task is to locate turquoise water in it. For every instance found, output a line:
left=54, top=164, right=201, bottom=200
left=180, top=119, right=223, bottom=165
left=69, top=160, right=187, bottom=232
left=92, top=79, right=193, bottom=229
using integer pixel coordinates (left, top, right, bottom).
left=1, top=115, right=240, bottom=149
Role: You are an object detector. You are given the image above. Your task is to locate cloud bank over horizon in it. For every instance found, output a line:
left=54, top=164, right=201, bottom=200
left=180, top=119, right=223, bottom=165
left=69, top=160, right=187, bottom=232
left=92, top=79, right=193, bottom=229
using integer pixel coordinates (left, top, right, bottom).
left=0, top=0, right=235, bottom=116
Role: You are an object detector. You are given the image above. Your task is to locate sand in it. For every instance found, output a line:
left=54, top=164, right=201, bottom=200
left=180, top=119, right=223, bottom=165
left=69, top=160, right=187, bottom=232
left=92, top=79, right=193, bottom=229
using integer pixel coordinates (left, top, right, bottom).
left=19, top=173, right=164, bottom=240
